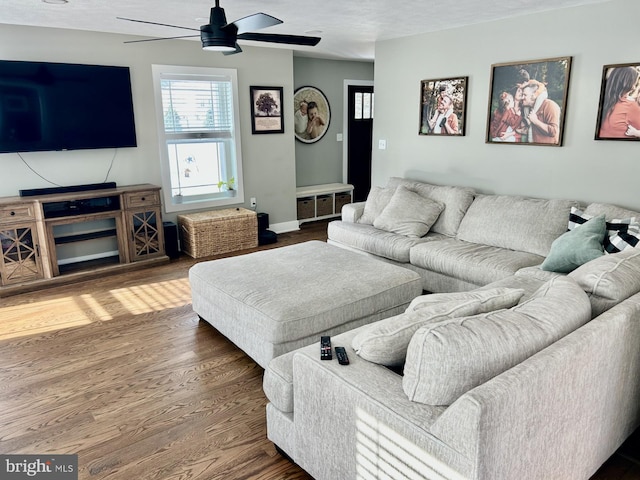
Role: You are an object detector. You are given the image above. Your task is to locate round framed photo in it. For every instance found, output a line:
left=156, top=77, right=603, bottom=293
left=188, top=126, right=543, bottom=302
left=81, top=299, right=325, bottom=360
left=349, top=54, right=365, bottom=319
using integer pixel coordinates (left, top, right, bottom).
left=293, top=86, right=331, bottom=143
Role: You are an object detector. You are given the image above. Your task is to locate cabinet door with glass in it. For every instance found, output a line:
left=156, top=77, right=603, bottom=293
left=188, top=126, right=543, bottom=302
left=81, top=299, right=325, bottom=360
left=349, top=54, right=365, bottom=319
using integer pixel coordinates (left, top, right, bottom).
left=0, top=222, right=43, bottom=285
left=126, top=208, right=165, bottom=261
left=123, top=189, right=165, bottom=262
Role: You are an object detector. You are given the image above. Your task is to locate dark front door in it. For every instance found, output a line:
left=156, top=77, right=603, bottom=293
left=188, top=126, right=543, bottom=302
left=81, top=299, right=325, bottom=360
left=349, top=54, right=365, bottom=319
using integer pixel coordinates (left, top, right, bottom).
left=347, top=85, right=374, bottom=202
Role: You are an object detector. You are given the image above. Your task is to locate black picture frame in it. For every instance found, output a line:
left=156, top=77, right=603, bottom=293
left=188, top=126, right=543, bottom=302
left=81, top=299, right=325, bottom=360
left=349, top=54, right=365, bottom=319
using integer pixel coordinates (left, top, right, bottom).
left=594, top=62, right=640, bottom=141
left=486, top=56, right=572, bottom=146
left=250, top=86, right=284, bottom=134
left=419, top=76, right=468, bottom=136
left=293, top=86, right=331, bottom=143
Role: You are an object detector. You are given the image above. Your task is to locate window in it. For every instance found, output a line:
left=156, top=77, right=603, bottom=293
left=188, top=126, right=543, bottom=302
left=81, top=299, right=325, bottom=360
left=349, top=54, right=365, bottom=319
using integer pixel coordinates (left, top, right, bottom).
left=354, top=92, right=374, bottom=120
left=152, top=65, right=244, bottom=212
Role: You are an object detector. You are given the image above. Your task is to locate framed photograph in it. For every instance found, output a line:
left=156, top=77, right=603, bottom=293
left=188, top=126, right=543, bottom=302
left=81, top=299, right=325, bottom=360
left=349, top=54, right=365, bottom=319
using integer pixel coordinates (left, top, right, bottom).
left=486, top=56, right=572, bottom=146
left=595, top=62, right=640, bottom=140
left=419, top=76, right=468, bottom=136
left=293, top=86, right=331, bottom=143
left=250, top=86, right=284, bottom=134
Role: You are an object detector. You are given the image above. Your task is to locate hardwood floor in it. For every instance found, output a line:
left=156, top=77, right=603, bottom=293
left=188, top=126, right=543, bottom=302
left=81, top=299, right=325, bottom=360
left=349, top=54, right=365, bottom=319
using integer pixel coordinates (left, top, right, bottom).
left=0, top=219, right=637, bottom=480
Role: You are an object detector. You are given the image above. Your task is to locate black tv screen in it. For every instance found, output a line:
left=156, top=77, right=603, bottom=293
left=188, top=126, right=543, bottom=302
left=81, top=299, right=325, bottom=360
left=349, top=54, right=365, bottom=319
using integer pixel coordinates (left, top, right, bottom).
left=0, top=60, right=137, bottom=153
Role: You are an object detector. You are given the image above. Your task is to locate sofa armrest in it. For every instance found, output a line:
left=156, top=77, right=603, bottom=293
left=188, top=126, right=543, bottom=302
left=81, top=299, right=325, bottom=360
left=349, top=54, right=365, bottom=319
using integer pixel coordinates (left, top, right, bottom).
left=341, top=201, right=366, bottom=223
left=291, top=349, right=473, bottom=480
left=431, top=294, right=640, bottom=480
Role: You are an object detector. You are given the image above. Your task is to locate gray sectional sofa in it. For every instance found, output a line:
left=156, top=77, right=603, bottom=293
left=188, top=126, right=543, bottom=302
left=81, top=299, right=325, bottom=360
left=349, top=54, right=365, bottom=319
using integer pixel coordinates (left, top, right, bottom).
left=263, top=177, right=640, bottom=480
left=328, top=177, right=593, bottom=292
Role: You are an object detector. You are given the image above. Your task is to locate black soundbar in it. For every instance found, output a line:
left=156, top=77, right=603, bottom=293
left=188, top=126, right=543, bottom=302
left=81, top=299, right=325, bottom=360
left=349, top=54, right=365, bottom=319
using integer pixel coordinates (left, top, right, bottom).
left=19, top=182, right=117, bottom=197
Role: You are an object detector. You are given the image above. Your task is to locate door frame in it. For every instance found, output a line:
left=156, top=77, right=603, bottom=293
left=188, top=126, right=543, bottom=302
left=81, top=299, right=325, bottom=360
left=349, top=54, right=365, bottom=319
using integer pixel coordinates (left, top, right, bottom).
left=342, top=79, right=374, bottom=184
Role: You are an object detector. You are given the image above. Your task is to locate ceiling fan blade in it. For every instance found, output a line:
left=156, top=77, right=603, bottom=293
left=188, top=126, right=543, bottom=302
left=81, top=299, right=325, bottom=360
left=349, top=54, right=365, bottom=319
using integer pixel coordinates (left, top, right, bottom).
left=223, top=44, right=243, bottom=56
left=237, top=32, right=321, bottom=46
left=117, top=17, right=200, bottom=32
left=226, top=13, right=282, bottom=34
left=124, top=34, right=200, bottom=44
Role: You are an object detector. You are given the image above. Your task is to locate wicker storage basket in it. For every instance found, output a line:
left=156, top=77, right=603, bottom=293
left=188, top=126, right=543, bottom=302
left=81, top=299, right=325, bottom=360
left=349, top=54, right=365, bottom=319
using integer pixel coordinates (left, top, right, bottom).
left=297, top=197, right=315, bottom=220
left=178, top=208, right=257, bottom=258
left=316, top=195, right=333, bottom=217
left=335, top=192, right=352, bottom=213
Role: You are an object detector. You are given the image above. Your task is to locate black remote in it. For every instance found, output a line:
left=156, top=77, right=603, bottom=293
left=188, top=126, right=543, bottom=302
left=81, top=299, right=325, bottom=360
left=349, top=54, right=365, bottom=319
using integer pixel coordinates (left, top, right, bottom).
left=335, top=346, right=350, bottom=365
left=320, top=336, right=332, bottom=360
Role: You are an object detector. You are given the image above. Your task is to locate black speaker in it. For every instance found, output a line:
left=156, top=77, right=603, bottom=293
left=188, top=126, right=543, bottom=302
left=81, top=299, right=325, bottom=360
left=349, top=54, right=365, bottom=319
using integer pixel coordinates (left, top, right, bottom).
left=259, top=230, right=277, bottom=246
left=257, top=212, right=269, bottom=232
left=163, top=221, right=180, bottom=259
left=20, top=182, right=117, bottom=197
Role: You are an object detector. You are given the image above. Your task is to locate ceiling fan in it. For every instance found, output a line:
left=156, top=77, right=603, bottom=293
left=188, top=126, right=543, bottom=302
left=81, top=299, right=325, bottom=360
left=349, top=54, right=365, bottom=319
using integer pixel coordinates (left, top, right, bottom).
left=117, top=0, right=321, bottom=55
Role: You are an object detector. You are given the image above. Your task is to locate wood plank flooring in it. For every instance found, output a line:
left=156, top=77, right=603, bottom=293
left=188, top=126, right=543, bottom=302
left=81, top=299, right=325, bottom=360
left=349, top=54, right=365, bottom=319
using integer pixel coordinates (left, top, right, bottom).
left=0, top=219, right=637, bottom=479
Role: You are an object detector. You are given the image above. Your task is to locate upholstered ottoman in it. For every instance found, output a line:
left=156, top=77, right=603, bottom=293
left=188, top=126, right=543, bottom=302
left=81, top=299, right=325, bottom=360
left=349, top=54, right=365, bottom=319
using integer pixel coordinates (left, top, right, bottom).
left=189, top=240, right=422, bottom=368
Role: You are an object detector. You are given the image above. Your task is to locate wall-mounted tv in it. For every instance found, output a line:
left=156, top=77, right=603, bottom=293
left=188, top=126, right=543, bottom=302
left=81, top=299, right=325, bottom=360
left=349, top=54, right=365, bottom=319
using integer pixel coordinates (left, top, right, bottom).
left=0, top=60, right=137, bottom=153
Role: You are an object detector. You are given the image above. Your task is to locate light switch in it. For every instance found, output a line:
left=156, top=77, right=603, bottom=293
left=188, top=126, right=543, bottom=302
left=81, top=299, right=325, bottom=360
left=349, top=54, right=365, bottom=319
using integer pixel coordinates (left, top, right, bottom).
left=378, top=139, right=387, bottom=150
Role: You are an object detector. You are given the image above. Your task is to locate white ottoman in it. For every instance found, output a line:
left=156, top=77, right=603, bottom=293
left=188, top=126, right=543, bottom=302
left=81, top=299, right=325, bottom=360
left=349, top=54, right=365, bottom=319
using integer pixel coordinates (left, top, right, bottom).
left=189, top=241, right=422, bottom=368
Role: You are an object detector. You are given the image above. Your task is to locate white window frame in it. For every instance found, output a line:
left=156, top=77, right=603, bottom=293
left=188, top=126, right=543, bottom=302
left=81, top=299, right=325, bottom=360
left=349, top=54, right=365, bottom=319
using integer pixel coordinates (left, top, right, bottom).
left=151, top=64, right=244, bottom=213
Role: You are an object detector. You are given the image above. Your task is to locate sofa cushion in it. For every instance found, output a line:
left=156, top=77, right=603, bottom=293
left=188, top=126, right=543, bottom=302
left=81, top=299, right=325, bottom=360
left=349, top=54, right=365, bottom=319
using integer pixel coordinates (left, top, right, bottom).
left=351, top=287, right=525, bottom=367
left=514, top=265, right=563, bottom=283
left=328, top=220, right=443, bottom=263
left=410, top=238, right=545, bottom=286
left=386, top=177, right=475, bottom=237
left=584, top=202, right=640, bottom=222
left=569, top=248, right=640, bottom=316
left=402, top=276, right=591, bottom=405
left=406, top=287, right=525, bottom=313
left=540, top=215, right=606, bottom=273
left=358, top=186, right=395, bottom=225
left=456, top=194, right=580, bottom=257
left=373, top=186, right=444, bottom=237
left=351, top=300, right=482, bottom=367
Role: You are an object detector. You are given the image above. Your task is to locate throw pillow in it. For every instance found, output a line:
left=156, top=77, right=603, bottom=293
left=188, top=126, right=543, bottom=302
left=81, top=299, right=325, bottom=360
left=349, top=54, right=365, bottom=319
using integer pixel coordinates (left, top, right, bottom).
left=358, top=186, right=395, bottom=225
left=351, top=300, right=483, bottom=367
left=605, top=218, right=640, bottom=253
left=567, top=207, right=640, bottom=254
left=569, top=248, right=640, bottom=316
left=406, top=287, right=525, bottom=314
left=402, top=276, right=591, bottom=406
left=567, top=206, right=591, bottom=230
left=373, top=185, right=444, bottom=237
left=540, top=215, right=606, bottom=273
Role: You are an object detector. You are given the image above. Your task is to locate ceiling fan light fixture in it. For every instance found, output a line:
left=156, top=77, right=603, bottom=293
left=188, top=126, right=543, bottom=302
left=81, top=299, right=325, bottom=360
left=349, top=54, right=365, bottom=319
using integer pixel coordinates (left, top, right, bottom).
left=200, top=16, right=238, bottom=52
left=202, top=44, right=236, bottom=52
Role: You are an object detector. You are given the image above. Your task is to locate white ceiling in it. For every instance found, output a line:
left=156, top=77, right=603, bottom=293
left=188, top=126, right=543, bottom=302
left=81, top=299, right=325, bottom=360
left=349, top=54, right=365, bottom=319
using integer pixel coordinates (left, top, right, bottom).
left=1, top=0, right=610, bottom=61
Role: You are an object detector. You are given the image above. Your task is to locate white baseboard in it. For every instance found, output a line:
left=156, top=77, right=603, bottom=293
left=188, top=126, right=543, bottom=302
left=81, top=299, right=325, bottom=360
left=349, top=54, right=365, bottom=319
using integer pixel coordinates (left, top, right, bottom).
left=269, top=221, right=300, bottom=234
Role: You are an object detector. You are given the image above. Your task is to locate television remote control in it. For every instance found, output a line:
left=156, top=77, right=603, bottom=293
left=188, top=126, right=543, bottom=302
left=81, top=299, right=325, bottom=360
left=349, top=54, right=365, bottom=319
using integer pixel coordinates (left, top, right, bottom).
left=320, top=336, right=332, bottom=360
left=335, top=346, right=350, bottom=365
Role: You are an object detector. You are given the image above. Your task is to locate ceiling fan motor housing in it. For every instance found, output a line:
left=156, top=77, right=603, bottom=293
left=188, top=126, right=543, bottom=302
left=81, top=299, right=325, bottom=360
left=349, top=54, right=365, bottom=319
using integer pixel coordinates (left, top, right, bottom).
left=200, top=5, right=237, bottom=50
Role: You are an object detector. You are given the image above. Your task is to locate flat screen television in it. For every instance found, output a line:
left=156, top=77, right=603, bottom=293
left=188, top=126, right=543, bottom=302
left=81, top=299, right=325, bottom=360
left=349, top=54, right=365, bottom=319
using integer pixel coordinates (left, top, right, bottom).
left=0, top=60, right=137, bottom=153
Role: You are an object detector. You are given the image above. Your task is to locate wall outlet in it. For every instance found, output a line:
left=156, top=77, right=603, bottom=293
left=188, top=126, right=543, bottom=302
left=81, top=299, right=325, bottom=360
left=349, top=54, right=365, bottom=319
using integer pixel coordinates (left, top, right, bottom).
left=250, top=197, right=257, bottom=208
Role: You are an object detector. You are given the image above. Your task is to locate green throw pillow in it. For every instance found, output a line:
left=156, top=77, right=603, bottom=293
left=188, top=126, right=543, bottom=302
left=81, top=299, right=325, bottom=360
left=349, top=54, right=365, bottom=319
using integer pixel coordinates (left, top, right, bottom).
left=541, top=215, right=606, bottom=273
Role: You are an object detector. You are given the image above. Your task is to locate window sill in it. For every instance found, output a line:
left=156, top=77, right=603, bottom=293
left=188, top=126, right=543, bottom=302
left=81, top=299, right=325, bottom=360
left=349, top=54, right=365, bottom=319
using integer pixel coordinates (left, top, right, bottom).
left=164, top=191, right=245, bottom=213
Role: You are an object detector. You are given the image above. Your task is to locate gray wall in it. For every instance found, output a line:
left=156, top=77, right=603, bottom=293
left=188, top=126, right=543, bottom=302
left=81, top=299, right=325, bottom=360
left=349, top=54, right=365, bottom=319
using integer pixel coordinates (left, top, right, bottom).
left=294, top=57, right=374, bottom=187
left=0, top=24, right=297, bottom=226
left=372, top=0, right=640, bottom=211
